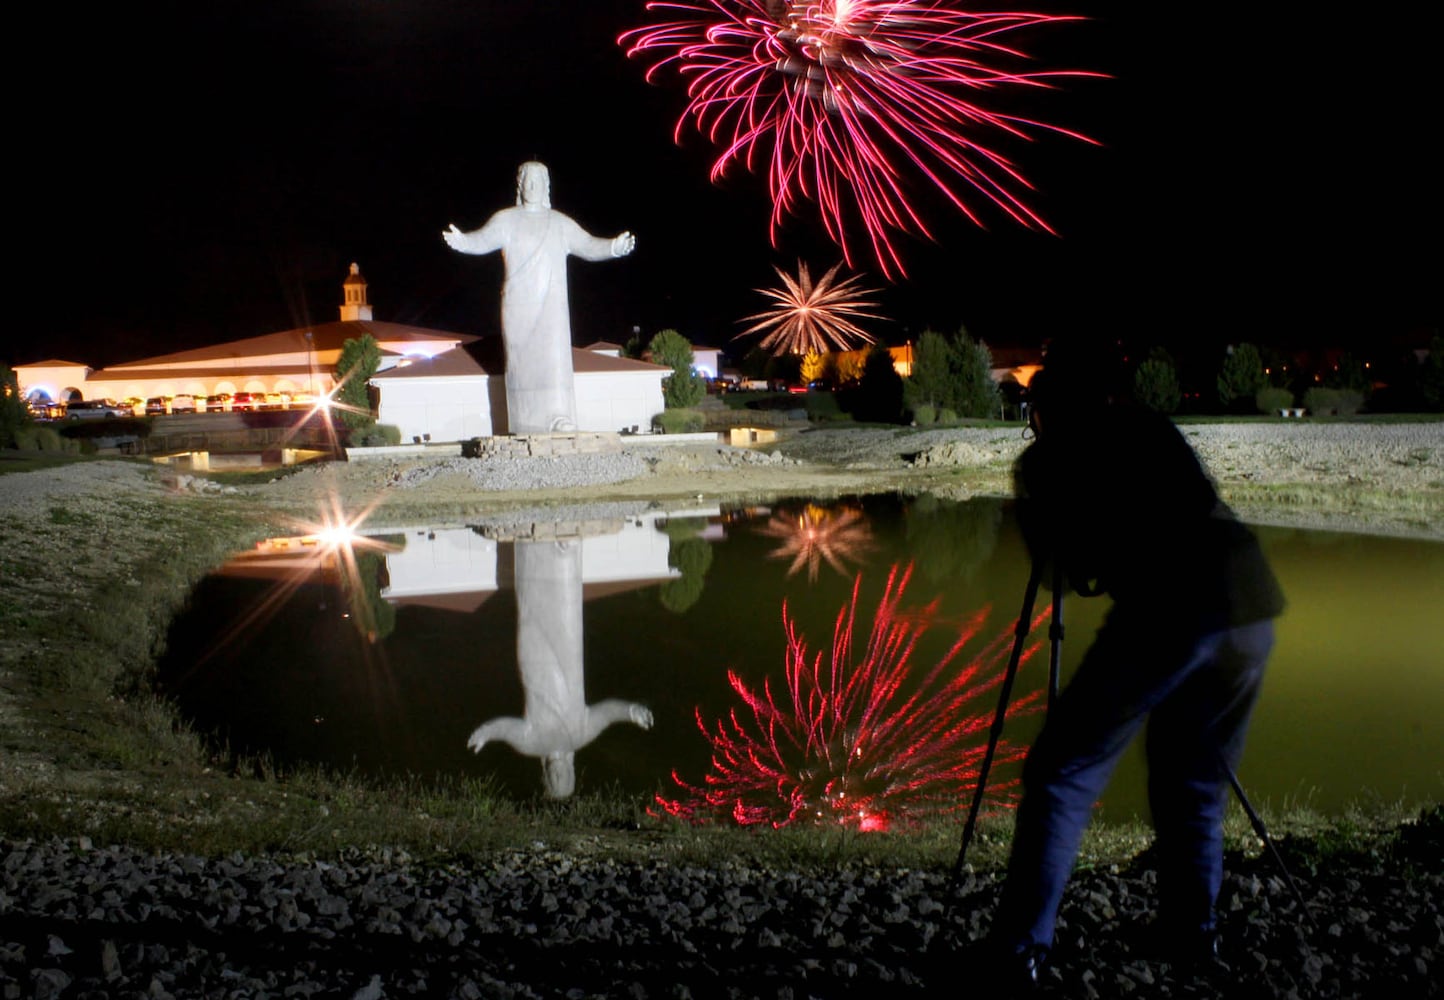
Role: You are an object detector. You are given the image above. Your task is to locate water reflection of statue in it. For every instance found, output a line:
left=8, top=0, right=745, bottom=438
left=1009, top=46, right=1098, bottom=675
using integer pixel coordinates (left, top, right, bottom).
left=443, top=161, right=637, bottom=434
left=466, top=539, right=653, bottom=797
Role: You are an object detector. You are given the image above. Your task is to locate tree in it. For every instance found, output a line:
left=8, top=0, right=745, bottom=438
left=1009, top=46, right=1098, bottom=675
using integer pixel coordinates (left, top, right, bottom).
left=334, top=334, right=381, bottom=430
left=622, top=330, right=646, bottom=359
left=1217, top=342, right=1267, bottom=411
left=949, top=326, right=1003, bottom=419
left=853, top=343, right=905, bottom=423
left=649, top=329, right=705, bottom=408
left=740, top=347, right=771, bottom=380
left=1, top=366, right=31, bottom=449
left=800, top=350, right=827, bottom=385
left=1134, top=349, right=1181, bottom=414
left=907, top=329, right=954, bottom=408
left=1420, top=335, right=1444, bottom=411
left=1326, top=352, right=1370, bottom=394
left=834, top=350, right=867, bottom=385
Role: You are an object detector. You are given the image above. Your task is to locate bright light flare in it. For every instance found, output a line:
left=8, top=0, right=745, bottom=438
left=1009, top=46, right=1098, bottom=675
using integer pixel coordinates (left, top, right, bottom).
left=196, top=491, right=396, bottom=666
left=622, top=1, right=1099, bottom=277
left=655, top=564, right=1047, bottom=829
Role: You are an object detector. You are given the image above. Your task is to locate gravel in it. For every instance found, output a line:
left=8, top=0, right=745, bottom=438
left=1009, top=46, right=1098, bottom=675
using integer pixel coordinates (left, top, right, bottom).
left=384, top=445, right=798, bottom=495
left=2, top=812, right=1439, bottom=999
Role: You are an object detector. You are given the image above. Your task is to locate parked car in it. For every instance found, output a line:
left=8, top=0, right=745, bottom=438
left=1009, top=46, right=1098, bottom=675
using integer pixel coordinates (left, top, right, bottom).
left=205, top=393, right=232, bottom=412
left=145, top=396, right=172, bottom=415
left=120, top=396, right=146, bottom=416
left=262, top=392, right=287, bottom=410
left=26, top=399, right=65, bottom=420
left=66, top=399, right=132, bottom=420
left=231, top=391, right=261, bottom=412
left=170, top=394, right=198, bottom=413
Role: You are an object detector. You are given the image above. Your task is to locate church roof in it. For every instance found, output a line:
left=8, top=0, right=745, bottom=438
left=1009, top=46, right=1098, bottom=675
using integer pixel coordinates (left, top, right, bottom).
left=95, top=320, right=474, bottom=372
left=371, top=338, right=668, bottom=381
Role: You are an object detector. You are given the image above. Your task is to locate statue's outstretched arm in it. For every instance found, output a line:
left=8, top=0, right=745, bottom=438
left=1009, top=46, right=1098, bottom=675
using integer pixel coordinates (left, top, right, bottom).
left=443, top=215, right=506, bottom=256
left=563, top=215, right=636, bottom=262
left=580, top=700, right=654, bottom=743
left=467, top=717, right=528, bottom=753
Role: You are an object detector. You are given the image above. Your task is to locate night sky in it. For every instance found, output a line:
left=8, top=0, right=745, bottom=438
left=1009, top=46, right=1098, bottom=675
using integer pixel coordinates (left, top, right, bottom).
left=14, top=2, right=1438, bottom=370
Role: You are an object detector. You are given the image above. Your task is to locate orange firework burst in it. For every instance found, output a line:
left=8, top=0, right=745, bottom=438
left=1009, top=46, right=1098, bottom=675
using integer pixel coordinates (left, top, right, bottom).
left=758, top=503, right=874, bottom=581
left=736, top=260, right=883, bottom=355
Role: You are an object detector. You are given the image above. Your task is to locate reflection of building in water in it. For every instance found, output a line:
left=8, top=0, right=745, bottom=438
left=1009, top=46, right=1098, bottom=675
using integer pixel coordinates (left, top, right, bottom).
left=371, top=513, right=708, bottom=798
left=380, top=529, right=500, bottom=612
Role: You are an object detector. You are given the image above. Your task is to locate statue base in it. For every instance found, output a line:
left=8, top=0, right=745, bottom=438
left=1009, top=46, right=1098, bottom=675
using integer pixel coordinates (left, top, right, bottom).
left=462, top=431, right=622, bottom=460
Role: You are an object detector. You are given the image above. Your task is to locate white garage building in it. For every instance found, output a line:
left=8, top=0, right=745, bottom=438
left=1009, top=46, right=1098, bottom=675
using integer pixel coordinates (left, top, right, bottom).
left=370, top=338, right=668, bottom=442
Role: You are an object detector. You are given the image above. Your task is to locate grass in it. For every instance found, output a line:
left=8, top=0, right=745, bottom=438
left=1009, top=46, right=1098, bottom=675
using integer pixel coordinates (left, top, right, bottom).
left=1, top=445, right=1437, bottom=878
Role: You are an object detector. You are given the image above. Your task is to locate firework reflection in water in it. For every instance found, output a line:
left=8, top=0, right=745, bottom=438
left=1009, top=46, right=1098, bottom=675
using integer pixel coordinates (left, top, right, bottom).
left=656, top=564, right=1045, bottom=830
left=757, top=502, right=875, bottom=581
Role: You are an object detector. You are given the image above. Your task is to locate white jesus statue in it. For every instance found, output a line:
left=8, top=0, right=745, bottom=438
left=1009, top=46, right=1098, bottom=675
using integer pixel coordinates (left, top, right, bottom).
left=443, top=161, right=636, bottom=434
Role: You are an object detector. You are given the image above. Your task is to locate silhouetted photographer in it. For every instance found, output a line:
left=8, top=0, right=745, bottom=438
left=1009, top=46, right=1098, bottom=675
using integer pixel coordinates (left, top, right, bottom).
left=987, top=345, right=1286, bottom=990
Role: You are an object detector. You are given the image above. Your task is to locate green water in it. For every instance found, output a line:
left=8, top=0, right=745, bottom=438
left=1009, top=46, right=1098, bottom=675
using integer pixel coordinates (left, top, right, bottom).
left=158, top=495, right=1443, bottom=823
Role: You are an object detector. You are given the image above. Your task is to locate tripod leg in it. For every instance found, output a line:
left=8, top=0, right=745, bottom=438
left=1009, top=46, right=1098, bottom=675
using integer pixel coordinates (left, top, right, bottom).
left=947, top=562, right=1043, bottom=893
left=1048, top=563, right=1065, bottom=710
left=1222, top=759, right=1315, bottom=928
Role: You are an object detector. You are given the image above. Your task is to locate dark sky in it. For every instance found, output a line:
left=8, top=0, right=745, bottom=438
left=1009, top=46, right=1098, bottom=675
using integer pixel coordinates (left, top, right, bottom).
left=13, top=1, right=1438, bottom=370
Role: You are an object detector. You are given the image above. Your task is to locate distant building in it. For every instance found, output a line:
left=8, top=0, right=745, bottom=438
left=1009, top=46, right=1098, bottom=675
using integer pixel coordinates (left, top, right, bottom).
left=13, top=264, right=667, bottom=440
left=14, top=264, right=466, bottom=405
left=371, top=339, right=668, bottom=441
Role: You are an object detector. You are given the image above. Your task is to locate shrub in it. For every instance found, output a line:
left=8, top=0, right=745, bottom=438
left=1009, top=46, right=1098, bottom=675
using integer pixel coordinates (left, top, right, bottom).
left=353, top=424, right=402, bottom=447
left=936, top=408, right=958, bottom=425
left=804, top=392, right=845, bottom=422
left=654, top=408, right=705, bottom=434
left=1303, top=387, right=1340, bottom=416
left=1333, top=389, right=1364, bottom=416
left=1256, top=386, right=1294, bottom=414
left=14, top=425, right=77, bottom=452
left=912, top=404, right=937, bottom=426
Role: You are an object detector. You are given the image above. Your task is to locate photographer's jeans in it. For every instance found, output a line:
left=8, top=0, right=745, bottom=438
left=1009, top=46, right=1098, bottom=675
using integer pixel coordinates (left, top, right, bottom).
left=995, top=612, right=1275, bottom=951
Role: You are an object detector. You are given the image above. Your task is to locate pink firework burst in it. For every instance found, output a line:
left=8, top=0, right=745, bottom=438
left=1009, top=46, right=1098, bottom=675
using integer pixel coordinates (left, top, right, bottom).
left=737, top=260, right=882, bottom=355
left=621, top=1, right=1098, bottom=277
left=655, top=564, right=1046, bottom=830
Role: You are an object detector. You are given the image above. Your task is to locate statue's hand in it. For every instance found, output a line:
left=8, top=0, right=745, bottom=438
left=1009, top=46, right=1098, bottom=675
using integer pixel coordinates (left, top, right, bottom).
left=442, top=224, right=469, bottom=251
left=629, top=704, right=654, bottom=730
left=611, top=231, right=636, bottom=258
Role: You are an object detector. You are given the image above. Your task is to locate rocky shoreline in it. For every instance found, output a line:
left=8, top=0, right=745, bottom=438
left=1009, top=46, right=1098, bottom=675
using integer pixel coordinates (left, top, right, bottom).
left=3, top=809, right=1439, bottom=999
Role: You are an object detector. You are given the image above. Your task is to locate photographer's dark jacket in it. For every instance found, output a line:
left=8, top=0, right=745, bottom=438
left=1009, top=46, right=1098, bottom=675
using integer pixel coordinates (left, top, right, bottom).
left=1014, top=406, right=1284, bottom=629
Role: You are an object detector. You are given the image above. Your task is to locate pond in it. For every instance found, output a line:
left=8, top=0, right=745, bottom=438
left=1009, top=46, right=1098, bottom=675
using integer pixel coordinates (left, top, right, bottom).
left=157, top=495, right=1444, bottom=828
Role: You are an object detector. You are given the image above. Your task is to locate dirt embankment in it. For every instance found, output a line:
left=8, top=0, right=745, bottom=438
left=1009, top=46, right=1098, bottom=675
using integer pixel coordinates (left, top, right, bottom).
left=252, top=421, right=1444, bottom=538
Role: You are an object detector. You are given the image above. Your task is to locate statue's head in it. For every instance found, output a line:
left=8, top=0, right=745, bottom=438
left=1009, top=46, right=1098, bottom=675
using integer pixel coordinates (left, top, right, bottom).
left=516, top=161, right=551, bottom=209
left=542, top=751, right=576, bottom=798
